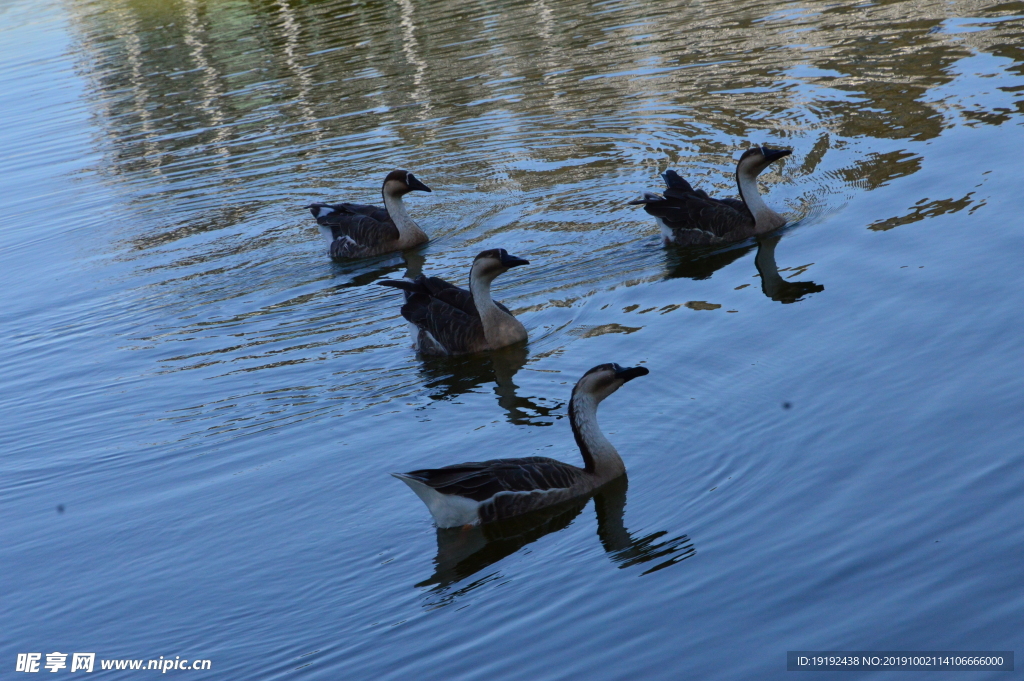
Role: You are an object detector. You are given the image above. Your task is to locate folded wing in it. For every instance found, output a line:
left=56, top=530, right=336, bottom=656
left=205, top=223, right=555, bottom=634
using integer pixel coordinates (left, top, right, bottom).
left=634, top=169, right=754, bottom=245
left=378, top=275, right=513, bottom=354
left=311, top=202, right=400, bottom=258
left=405, top=457, right=586, bottom=501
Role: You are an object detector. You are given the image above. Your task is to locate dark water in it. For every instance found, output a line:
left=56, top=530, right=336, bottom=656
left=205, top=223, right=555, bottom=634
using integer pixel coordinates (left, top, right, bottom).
left=3, top=0, right=1024, bottom=677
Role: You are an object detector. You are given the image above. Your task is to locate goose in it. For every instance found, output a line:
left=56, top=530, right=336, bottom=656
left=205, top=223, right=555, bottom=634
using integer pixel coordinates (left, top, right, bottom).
left=377, top=249, right=529, bottom=356
left=392, top=363, right=649, bottom=527
left=307, top=169, right=431, bottom=259
left=630, top=146, right=792, bottom=246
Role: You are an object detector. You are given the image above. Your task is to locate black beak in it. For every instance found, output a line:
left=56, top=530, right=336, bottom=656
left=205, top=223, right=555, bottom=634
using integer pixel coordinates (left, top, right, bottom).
left=614, top=365, right=650, bottom=382
left=500, top=252, right=530, bottom=268
left=762, top=148, right=792, bottom=164
left=407, top=176, right=432, bottom=193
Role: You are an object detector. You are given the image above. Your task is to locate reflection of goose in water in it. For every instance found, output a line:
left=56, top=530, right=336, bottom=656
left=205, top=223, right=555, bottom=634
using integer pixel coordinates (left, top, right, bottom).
left=662, top=234, right=823, bottom=304
left=307, top=169, right=431, bottom=260
left=663, top=242, right=755, bottom=281
left=418, top=476, right=695, bottom=594
left=392, top=363, right=647, bottom=527
left=377, top=249, right=529, bottom=356
left=329, top=250, right=425, bottom=290
left=755, top=235, right=824, bottom=304
left=416, top=344, right=561, bottom=426
left=631, top=147, right=792, bottom=246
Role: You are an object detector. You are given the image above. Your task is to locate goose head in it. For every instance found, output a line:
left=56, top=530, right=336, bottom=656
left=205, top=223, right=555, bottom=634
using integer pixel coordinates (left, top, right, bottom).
left=382, top=169, right=432, bottom=198
left=469, top=248, right=530, bottom=284
left=736, top=146, right=791, bottom=180
left=572, top=363, right=649, bottom=405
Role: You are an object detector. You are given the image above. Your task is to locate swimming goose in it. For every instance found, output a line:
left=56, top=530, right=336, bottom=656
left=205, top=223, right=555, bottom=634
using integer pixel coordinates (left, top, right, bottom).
left=377, top=249, right=529, bottom=356
left=392, top=363, right=649, bottom=528
left=630, top=146, right=792, bottom=246
left=307, top=169, right=431, bottom=259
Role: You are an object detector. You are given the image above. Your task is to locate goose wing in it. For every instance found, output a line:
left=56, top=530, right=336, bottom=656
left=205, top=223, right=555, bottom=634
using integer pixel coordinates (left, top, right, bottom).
left=340, top=202, right=390, bottom=223
left=310, top=203, right=399, bottom=258
left=378, top=276, right=485, bottom=353
left=716, top=197, right=748, bottom=212
left=641, top=193, right=752, bottom=240
left=314, top=202, right=391, bottom=225
left=403, top=457, right=586, bottom=502
left=378, top=276, right=513, bottom=353
left=634, top=169, right=754, bottom=243
left=409, top=276, right=515, bottom=317
left=411, top=276, right=478, bottom=315
left=405, top=294, right=485, bottom=355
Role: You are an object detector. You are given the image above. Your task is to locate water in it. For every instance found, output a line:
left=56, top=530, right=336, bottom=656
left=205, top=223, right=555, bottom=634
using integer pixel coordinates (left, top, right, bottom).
left=3, top=0, right=1023, bottom=677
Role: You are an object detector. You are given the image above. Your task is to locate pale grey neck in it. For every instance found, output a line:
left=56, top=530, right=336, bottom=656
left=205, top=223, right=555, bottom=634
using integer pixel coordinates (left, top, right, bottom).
left=469, top=271, right=496, bottom=314
left=737, top=170, right=785, bottom=232
left=468, top=270, right=527, bottom=347
left=468, top=273, right=512, bottom=342
left=571, top=393, right=625, bottom=482
left=382, top=192, right=424, bottom=241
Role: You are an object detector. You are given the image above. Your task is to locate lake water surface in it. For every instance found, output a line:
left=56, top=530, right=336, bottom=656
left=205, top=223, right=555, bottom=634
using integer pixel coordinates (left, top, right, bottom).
left=3, top=0, right=1024, bottom=678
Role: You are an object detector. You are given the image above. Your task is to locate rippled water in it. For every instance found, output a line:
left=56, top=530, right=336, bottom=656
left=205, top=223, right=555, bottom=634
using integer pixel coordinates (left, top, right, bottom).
left=4, top=0, right=1024, bottom=677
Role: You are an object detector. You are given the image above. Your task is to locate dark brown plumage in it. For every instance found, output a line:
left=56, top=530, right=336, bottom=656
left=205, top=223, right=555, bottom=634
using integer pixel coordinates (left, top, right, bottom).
left=307, top=169, right=431, bottom=259
left=631, top=146, right=792, bottom=246
left=377, top=249, right=529, bottom=356
left=401, top=458, right=588, bottom=524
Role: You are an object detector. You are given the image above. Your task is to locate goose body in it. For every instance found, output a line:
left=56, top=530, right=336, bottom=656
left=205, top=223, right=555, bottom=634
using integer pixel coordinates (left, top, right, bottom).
left=377, top=249, right=529, bottom=356
left=393, top=363, right=649, bottom=527
left=631, top=146, right=792, bottom=246
left=308, top=169, right=431, bottom=259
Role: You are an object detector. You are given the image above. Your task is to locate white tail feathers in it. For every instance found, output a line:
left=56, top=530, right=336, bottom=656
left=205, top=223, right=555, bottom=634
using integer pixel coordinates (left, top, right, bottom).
left=391, top=473, right=481, bottom=528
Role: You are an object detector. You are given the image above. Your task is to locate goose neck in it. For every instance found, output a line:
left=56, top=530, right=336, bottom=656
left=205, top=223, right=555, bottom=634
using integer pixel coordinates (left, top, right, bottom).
left=736, top=169, right=784, bottom=232
left=469, top=271, right=501, bottom=323
left=382, top=191, right=424, bottom=241
left=469, top=268, right=527, bottom=347
left=569, top=390, right=625, bottom=481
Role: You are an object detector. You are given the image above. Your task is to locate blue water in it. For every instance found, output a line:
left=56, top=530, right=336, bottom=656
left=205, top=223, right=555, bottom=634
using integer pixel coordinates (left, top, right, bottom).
left=3, top=0, right=1023, bottom=678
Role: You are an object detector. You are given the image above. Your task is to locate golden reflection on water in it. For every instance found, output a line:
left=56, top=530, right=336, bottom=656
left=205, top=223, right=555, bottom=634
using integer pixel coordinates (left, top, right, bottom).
left=64, top=0, right=1024, bottom=203
left=57, top=0, right=1023, bottom=470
